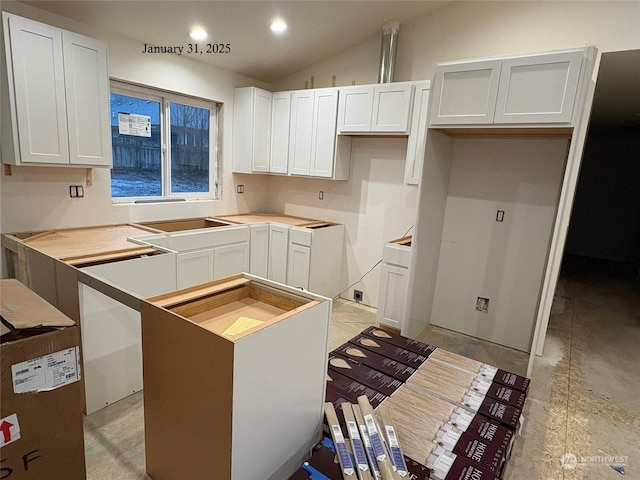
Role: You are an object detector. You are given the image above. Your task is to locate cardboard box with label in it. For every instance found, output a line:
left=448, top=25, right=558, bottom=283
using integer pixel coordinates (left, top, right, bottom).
left=0, top=279, right=85, bottom=480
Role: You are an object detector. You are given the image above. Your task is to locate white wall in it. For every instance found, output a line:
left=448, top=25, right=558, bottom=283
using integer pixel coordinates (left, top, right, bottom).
left=268, top=0, right=640, bottom=307
left=267, top=137, right=418, bottom=305
left=0, top=1, right=270, bottom=237
left=430, top=138, right=568, bottom=352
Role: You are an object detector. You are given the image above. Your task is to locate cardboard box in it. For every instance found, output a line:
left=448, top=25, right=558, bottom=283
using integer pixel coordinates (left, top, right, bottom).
left=327, top=353, right=403, bottom=396
left=0, top=279, right=85, bottom=480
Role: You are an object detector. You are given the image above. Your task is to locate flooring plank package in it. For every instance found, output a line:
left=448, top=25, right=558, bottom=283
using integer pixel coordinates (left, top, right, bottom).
left=326, top=369, right=388, bottom=409
left=406, top=370, right=523, bottom=431
left=349, top=334, right=432, bottom=368
left=141, top=274, right=332, bottom=480
left=361, top=327, right=530, bottom=394
left=332, top=342, right=416, bottom=382
left=426, top=446, right=500, bottom=480
left=380, top=383, right=514, bottom=475
left=416, top=358, right=527, bottom=409
left=328, top=353, right=404, bottom=396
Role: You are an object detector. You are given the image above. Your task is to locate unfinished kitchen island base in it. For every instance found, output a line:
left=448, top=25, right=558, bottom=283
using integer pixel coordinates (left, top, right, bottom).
left=141, top=274, right=332, bottom=480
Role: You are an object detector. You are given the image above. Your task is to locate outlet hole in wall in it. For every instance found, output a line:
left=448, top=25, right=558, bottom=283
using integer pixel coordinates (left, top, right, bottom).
left=236, top=184, right=244, bottom=194
left=353, top=290, right=363, bottom=302
left=476, top=297, right=489, bottom=313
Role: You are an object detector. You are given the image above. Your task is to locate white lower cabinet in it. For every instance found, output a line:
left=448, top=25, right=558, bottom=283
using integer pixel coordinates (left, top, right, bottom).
left=141, top=274, right=331, bottom=480
left=177, top=249, right=214, bottom=289
left=78, top=251, right=177, bottom=414
left=268, top=224, right=289, bottom=283
left=287, top=244, right=311, bottom=290
left=249, top=223, right=269, bottom=277
left=212, top=242, right=249, bottom=280
left=287, top=224, right=344, bottom=298
left=376, top=237, right=411, bottom=330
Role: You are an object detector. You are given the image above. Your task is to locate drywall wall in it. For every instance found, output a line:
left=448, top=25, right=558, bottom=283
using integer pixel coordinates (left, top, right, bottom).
left=0, top=1, right=270, bottom=239
left=565, top=131, right=640, bottom=263
left=429, top=138, right=568, bottom=352
left=266, top=137, right=418, bottom=305
left=267, top=0, right=640, bottom=307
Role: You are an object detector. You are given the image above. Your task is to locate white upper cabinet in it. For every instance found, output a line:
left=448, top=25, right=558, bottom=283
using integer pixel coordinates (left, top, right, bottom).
left=429, top=59, right=502, bottom=126
left=288, top=90, right=314, bottom=176
left=337, top=86, right=375, bottom=132
left=310, top=89, right=339, bottom=177
left=404, top=81, right=430, bottom=185
left=337, top=83, right=414, bottom=134
left=494, top=50, right=584, bottom=124
left=429, top=49, right=585, bottom=126
left=289, top=88, right=342, bottom=179
left=371, top=83, right=414, bottom=132
left=3, top=13, right=111, bottom=167
left=269, top=91, right=291, bottom=174
left=232, top=86, right=272, bottom=173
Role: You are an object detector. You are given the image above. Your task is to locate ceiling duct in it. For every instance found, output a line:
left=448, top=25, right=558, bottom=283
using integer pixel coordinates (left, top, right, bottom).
left=378, top=20, right=400, bottom=83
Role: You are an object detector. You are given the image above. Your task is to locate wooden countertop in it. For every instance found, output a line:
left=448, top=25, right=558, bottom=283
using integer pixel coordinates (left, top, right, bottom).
left=212, top=213, right=332, bottom=227
left=21, top=224, right=159, bottom=260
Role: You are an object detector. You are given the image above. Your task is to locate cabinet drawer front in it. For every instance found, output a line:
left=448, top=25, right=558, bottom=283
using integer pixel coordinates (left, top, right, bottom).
left=382, top=243, right=411, bottom=267
left=289, top=227, right=312, bottom=247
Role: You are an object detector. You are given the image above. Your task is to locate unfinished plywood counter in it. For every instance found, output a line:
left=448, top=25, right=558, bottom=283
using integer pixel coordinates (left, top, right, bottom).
left=142, top=274, right=331, bottom=480
left=212, top=212, right=330, bottom=227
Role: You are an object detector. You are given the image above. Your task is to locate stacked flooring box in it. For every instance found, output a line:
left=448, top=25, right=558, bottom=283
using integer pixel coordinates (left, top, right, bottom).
left=292, top=326, right=529, bottom=480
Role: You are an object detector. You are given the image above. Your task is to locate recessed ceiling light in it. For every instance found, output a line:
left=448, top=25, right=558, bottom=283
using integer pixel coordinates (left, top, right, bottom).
left=270, top=18, right=287, bottom=33
left=189, top=26, right=208, bottom=41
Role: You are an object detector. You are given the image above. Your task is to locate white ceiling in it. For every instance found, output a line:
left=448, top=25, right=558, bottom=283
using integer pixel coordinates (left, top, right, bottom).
left=23, top=0, right=446, bottom=84
left=19, top=1, right=640, bottom=129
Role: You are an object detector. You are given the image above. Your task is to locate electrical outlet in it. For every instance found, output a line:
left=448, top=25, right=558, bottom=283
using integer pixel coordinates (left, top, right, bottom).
left=496, top=210, right=505, bottom=222
left=236, top=184, right=244, bottom=194
left=69, top=185, right=84, bottom=198
left=476, top=297, right=489, bottom=313
left=319, top=191, right=324, bottom=200
left=353, top=290, right=363, bottom=302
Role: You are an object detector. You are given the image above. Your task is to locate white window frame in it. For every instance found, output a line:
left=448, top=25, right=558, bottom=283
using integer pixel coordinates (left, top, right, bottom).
left=110, top=80, right=219, bottom=203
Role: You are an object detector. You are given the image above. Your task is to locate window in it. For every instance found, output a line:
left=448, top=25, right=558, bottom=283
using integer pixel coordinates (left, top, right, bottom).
left=110, top=81, right=219, bottom=202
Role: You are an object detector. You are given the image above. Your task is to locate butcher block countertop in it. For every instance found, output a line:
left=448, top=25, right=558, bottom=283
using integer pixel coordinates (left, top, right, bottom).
left=212, top=213, right=336, bottom=228
left=18, top=224, right=159, bottom=262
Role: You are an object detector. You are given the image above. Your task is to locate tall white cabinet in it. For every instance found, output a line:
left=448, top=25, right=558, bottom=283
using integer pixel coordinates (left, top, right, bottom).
left=232, top=87, right=272, bottom=173
left=2, top=13, right=111, bottom=167
left=405, top=47, right=597, bottom=364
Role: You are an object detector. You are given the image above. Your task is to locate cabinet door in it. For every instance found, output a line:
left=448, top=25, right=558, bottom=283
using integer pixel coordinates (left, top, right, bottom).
left=404, top=82, right=430, bottom=185
left=288, top=90, right=314, bottom=175
left=213, top=242, right=250, bottom=280
left=270, top=92, right=291, bottom=174
left=372, top=84, right=414, bottom=133
left=310, top=89, right=338, bottom=178
left=429, top=59, right=502, bottom=126
left=250, top=224, right=269, bottom=277
left=494, top=50, right=583, bottom=124
left=63, top=31, right=111, bottom=166
left=268, top=224, right=289, bottom=283
left=376, top=263, right=409, bottom=330
left=337, top=86, right=374, bottom=133
left=287, top=244, right=311, bottom=290
left=177, top=249, right=214, bottom=288
left=252, top=88, right=272, bottom=172
left=7, top=14, right=69, bottom=164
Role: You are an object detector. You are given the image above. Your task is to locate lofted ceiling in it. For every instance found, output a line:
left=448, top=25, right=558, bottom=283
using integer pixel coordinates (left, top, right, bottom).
left=21, top=0, right=446, bottom=84
left=16, top=1, right=640, bottom=130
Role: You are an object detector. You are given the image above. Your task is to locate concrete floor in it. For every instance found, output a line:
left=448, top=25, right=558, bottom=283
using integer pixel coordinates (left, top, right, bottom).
left=84, top=263, right=639, bottom=479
